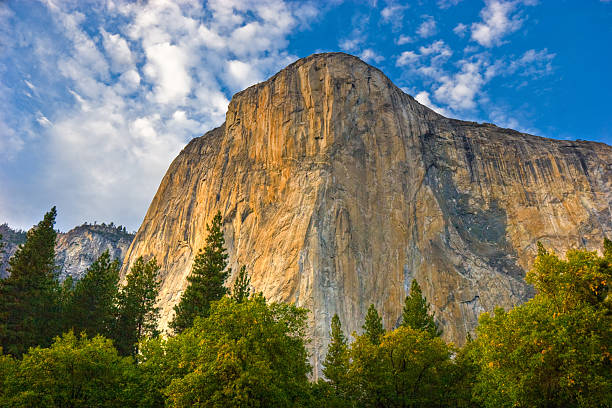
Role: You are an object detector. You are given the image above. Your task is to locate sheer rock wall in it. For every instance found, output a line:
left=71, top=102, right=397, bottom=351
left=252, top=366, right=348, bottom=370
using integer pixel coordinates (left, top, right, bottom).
left=121, top=53, right=612, bottom=372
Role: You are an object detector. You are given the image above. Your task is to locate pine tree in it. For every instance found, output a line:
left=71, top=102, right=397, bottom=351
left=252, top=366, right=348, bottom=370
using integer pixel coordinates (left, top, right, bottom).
left=363, top=304, right=385, bottom=345
left=114, top=256, right=160, bottom=356
left=0, top=207, right=61, bottom=356
left=58, top=275, right=74, bottom=333
left=323, top=314, right=349, bottom=390
left=170, top=212, right=229, bottom=333
left=68, top=251, right=120, bottom=339
left=231, top=265, right=251, bottom=303
left=401, top=279, right=441, bottom=337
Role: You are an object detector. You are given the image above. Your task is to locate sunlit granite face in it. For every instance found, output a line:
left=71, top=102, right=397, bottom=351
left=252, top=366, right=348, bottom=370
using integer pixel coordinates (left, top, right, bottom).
left=121, top=52, right=612, bottom=374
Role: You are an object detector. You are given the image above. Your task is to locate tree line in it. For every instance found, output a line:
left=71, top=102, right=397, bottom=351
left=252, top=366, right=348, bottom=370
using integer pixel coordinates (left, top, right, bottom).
left=0, top=207, right=610, bottom=407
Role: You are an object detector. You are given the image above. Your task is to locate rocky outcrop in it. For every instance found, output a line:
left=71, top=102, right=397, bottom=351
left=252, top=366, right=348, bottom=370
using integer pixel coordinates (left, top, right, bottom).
left=55, top=224, right=134, bottom=280
left=1, top=223, right=134, bottom=280
left=121, top=53, right=612, bottom=373
left=0, top=224, right=26, bottom=278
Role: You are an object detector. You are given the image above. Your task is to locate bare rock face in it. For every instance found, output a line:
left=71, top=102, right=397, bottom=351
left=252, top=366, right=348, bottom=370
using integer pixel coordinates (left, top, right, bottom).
left=1, top=223, right=134, bottom=280
left=55, top=224, right=134, bottom=280
left=0, top=224, right=26, bottom=278
left=121, top=53, right=612, bottom=373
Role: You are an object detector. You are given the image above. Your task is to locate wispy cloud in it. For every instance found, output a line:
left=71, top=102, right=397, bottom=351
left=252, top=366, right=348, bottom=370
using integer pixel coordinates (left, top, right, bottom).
left=417, top=16, right=437, bottom=38
left=470, top=0, right=535, bottom=47
left=0, top=0, right=315, bottom=230
left=414, top=91, right=450, bottom=116
left=360, top=48, right=385, bottom=63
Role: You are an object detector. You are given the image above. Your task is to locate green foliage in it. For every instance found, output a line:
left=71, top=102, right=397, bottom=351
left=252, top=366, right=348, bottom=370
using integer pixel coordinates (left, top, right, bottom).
left=0, top=351, right=16, bottom=404
left=320, top=314, right=350, bottom=407
left=67, top=251, right=120, bottom=339
left=350, top=326, right=454, bottom=407
left=231, top=265, right=251, bottom=303
left=114, top=256, right=161, bottom=356
left=362, top=304, right=384, bottom=345
left=1, top=331, right=140, bottom=407
left=472, top=242, right=612, bottom=407
left=141, top=295, right=312, bottom=408
left=401, top=279, right=441, bottom=337
left=528, top=241, right=611, bottom=312
left=0, top=207, right=61, bottom=356
left=170, top=212, right=229, bottom=333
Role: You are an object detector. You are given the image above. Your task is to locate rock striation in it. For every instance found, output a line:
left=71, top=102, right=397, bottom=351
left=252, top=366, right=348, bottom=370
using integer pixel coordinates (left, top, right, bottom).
left=1, top=223, right=134, bottom=280
left=121, top=53, right=612, bottom=372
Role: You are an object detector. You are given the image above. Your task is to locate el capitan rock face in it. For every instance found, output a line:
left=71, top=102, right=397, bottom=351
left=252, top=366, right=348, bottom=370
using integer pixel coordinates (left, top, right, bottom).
left=121, top=53, right=612, bottom=372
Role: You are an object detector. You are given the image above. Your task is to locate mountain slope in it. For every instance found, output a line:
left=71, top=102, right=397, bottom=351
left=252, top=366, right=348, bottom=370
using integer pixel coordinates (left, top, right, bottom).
left=121, top=53, right=612, bottom=372
left=1, top=223, right=134, bottom=280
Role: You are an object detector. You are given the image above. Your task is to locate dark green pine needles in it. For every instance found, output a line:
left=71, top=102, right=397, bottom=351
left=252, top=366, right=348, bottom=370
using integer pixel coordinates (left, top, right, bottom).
left=114, top=256, right=161, bottom=356
left=67, top=250, right=120, bottom=340
left=170, top=211, right=229, bottom=333
left=0, top=207, right=61, bottom=356
left=322, top=314, right=349, bottom=392
left=401, top=279, right=441, bottom=337
left=363, top=304, right=385, bottom=345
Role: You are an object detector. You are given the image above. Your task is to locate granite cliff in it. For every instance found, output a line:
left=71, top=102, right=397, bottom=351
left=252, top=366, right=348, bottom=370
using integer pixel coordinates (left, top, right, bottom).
left=1, top=223, right=134, bottom=280
left=121, top=53, right=612, bottom=372
left=0, top=224, right=26, bottom=278
left=55, top=223, right=134, bottom=280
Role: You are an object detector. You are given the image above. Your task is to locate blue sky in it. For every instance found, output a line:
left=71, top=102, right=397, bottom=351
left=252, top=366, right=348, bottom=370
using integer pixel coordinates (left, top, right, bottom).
left=0, top=0, right=611, bottom=232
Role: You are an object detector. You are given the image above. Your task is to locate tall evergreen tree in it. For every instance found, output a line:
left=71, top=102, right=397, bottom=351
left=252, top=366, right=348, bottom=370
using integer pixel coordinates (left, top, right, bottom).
left=170, top=212, right=229, bottom=333
left=323, top=314, right=350, bottom=403
left=68, top=251, right=120, bottom=339
left=0, top=207, right=61, bottom=356
left=114, top=256, right=160, bottom=356
left=363, top=304, right=385, bottom=345
left=231, top=265, right=251, bottom=303
left=58, top=275, right=74, bottom=333
left=401, top=279, right=441, bottom=337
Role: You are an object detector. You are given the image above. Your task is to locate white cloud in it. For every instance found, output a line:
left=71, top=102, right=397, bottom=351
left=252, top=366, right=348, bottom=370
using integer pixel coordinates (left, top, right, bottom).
left=0, top=0, right=311, bottom=231
left=433, top=58, right=493, bottom=110
left=417, top=16, right=437, bottom=38
left=396, top=51, right=419, bottom=67
left=339, top=37, right=362, bottom=52
left=381, top=4, right=409, bottom=27
left=470, top=0, right=534, bottom=47
left=437, top=0, right=463, bottom=8
left=226, top=60, right=262, bottom=90
left=0, top=120, right=24, bottom=160
left=36, top=113, right=52, bottom=127
left=508, top=48, right=555, bottom=77
left=414, top=91, right=450, bottom=116
left=396, top=40, right=492, bottom=113
left=396, top=34, right=413, bottom=45
left=360, top=49, right=385, bottom=64
left=101, top=29, right=135, bottom=73
left=143, top=41, right=192, bottom=104
left=453, top=23, right=468, bottom=37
